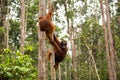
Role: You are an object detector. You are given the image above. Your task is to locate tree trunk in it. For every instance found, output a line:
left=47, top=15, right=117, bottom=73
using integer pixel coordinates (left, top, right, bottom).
left=3, top=15, right=9, bottom=49
left=50, top=49, right=56, bottom=80
left=70, top=33, right=77, bottom=80
left=86, top=44, right=100, bottom=80
left=58, top=64, right=61, bottom=80
left=25, top=0, right=28, bottom=37
left=64, top=2, right=77, bottom=78
left=20, top=0, right=25, bottom=54
left=47, top=0, right=56, bottom=80
left=0, top=0, right=8, bottom=52
left=38, top=0, right=46, bottom=80
left=99, top=0, right=117, bottom=80
left=105, top=0, right=117, bottom=80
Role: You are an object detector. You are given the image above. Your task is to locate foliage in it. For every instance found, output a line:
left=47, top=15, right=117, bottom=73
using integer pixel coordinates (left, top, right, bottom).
left=0, top=0, right=120, bottom=80
left=9, top=0, right=39, bottom=64
left=0, top=27, right=6, bottom=33
left=0, top=49, right=37, bottom=80
left=0, top=27, right=6, bottom=40
left=9, top=19, right=20, bottom=49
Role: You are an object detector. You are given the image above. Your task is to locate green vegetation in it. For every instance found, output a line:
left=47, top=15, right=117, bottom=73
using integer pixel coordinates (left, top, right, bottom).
left=0, top=49, right=37, bottom=80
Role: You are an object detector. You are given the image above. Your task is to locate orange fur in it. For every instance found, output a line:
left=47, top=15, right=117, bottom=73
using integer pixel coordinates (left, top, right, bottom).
left=39, top=8, right=55, bottom=42
left=47, top=34, right=68, bottom=70
left=47, top=50, right=52, bottom=61
left=45, top=8, right=54, bottom=20
left=39, top=9, right=68, bottom=70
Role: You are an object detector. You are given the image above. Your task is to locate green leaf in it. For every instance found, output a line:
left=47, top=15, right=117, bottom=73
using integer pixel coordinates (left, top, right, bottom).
left=6, top=72, right=13, bottom=77
left=0, top=27, right=5, bottom=33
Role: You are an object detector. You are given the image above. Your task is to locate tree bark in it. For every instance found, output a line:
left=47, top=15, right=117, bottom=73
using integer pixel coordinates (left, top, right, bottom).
left=3, top=15, right=9, bottom=49
left=70, top=33, right=77, bottom=80
left=86, top=44, right=100, bottom=80
left=99, top=0, right=113, bottom=80
left=0, top=0, right=8, bottom=52
left=105, top=0, right=117, bottom=80
left=64, top=2, right=77, bottom=79
left=58, top=64, right=61, bottom=80
left=50, top=49, right=56, bottom=80
left=47, top=0, right=56, bottom=80
left=20, top=0, right=25, bottom=54
left=38, top=0, right=46, bottom=80
left=99, top=0, right=117, bottom=80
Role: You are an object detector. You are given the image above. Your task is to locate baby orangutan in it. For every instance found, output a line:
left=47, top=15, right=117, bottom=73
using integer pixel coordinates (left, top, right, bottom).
left=47, top=34, right=68, bottom=70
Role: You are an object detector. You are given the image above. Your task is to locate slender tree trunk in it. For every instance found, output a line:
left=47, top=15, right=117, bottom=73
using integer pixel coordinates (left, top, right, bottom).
left=25, top=0, right=28, bottom=36
left=72, top=41, right=77, bottom=80
left=0, top=0, right=8, bottom=52
left=70, top=33, right=77, bottom=80
left=88, top=55, right=92, bottom=80
left=6, top=22, right=9, bottom=49
left=58, top=64, right=61, bottom=80
left=38, top=0, right=46, bottom=80
left=63, top=2, right=69, bottom=34
left=47, top=0, right=56, bottom=80
left=48, top=0, right=51, bottom=9
left=20, top=0, right=25, bottom=54
left=99, top=0, right=113, bottom=79
left=105, top=0, right=117, bottom=80
left=6, top=0, right=10, bottom=49
left=50, top=46, right=56, bottom=80
left=100, top=0, right=116, bottom=80
left=70, top=20, right=77, bottom=80
left=65, top=64, right=67, bottom=80
left=86, top=44, right=100, bottom=80
left=3, top=15, right=9, bottom=49
left=69, top=63, right=72, bottom=80
left=63, top=1, right=77, bottom=79
left=2, top=15, right=7, bottom=48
